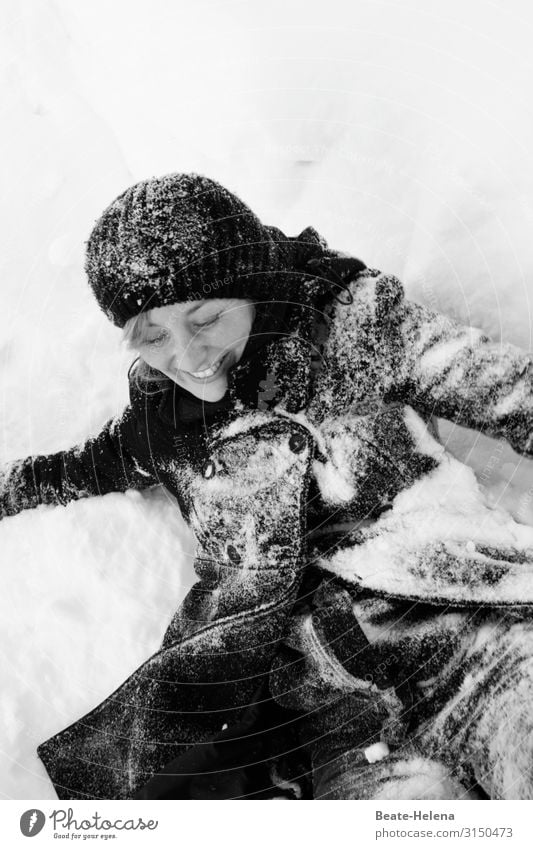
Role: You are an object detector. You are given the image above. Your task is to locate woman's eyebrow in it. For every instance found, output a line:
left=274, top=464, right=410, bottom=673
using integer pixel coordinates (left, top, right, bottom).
left=187, top=301, right=224, bottom=314
left=145, top=302, right=223, bottom=329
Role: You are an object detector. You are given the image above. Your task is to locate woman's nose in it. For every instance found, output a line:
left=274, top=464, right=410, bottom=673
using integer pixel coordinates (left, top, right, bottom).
left=170, top=336, right=208, bottom=373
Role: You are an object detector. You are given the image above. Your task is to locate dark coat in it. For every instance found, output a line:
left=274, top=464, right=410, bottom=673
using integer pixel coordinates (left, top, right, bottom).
left=2, top=259, right=533, bottom=799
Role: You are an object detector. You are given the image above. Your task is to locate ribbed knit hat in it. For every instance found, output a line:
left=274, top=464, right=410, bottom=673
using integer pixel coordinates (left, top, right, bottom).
left=85, top=173, right=334, bottom=328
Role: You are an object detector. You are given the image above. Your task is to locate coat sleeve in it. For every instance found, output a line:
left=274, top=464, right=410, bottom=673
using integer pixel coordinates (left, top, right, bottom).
left=0, top=403, right=159, bottom=520
left=389, top=282, right=533, bottom=456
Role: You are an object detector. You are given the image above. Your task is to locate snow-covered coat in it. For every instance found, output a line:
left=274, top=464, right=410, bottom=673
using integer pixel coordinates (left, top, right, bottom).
left=3, top=260, right=533, bottom=799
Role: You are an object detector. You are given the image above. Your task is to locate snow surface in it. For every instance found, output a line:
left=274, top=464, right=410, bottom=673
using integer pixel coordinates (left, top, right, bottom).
left=2, top=0, right=533, bottom=798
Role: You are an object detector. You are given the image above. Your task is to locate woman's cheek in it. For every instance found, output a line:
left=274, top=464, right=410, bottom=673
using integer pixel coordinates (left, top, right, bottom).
left=210, top=328, right=231, bottom=349
left=142, top=350, right=164, bottom=370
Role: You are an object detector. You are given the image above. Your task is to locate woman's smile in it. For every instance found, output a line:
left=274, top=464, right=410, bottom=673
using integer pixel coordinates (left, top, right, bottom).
left=185, top=352, right=229, bottom=381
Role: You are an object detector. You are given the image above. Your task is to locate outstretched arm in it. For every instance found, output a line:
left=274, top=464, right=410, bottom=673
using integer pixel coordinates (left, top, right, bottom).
left=0, top=404, right=158, bottom=520
left=392, top=291, right=533, bottom=455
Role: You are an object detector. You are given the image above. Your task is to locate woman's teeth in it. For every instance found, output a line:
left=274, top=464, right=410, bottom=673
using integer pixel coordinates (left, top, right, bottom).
left=190, top=356, right=224, bottom=379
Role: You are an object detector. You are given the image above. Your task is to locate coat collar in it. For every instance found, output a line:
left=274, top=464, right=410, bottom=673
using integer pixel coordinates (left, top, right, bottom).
left=155, top=299, right=325, bottom=427
left=226, top=303, right=321, bottom=416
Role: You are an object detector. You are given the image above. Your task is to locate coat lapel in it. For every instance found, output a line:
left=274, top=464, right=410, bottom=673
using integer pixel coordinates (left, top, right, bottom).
left=227, top=302, right=331, bottom=416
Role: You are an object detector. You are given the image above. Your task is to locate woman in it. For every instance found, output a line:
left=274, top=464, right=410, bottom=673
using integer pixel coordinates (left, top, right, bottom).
left=3, top=173, right=533, bottom=800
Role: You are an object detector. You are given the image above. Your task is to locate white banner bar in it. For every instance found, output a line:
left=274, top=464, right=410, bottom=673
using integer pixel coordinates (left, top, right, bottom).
left=1, top=799, right=532, bottom=848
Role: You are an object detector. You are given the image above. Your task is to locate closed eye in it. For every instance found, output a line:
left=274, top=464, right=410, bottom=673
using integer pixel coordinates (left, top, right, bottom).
left=194, top=313, right=220, bottom=330
left=144, top=332, right=168, bottom=348
left=140, top=312, right=220, bottom=347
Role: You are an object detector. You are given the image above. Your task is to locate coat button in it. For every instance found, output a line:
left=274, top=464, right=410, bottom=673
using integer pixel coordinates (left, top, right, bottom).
left=202, top=460, right=216, bottom=479
left=289, top=431, right=307, bottom=454
left=226, top=544, right=242, bottom=564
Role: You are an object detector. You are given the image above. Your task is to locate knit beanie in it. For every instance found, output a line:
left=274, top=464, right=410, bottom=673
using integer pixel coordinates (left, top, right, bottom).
left=85, top=173, right=342, bottom=328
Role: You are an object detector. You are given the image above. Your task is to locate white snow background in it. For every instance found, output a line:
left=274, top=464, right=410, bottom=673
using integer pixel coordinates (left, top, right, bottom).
left=2, top=0, right=533, bottom=798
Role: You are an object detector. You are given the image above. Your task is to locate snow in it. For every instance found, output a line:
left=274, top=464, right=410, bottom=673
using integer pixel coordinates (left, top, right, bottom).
left=364, top=741, right=390, bottom=764
left=312, top=456, right=356, bottom=504
left=323, top=434, right=533, bottom=605
left=417, top=618, right=533, bottom=799
left=2, top=0, right=533, bottom=798
left=369, top=756, right=474, bottom=800
left=417, top=332, right=478, bottom=376
left=490, top=378, right=530, bottom=418
left=403, top=406, right=446, bottom=461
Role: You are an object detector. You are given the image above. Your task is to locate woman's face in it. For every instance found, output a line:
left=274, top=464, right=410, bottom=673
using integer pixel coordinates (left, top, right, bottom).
left=136, top=298, right=256, bottom=401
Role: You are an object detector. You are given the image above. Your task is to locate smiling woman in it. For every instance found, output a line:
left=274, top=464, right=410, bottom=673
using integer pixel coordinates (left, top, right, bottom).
left=123, top=298, right=256, bottom=402
left=6, top=171, right=533, bottom=802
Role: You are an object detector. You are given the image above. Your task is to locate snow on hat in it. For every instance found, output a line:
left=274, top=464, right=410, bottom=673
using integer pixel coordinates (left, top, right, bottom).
left=85, top=172, right=332, bottom=328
